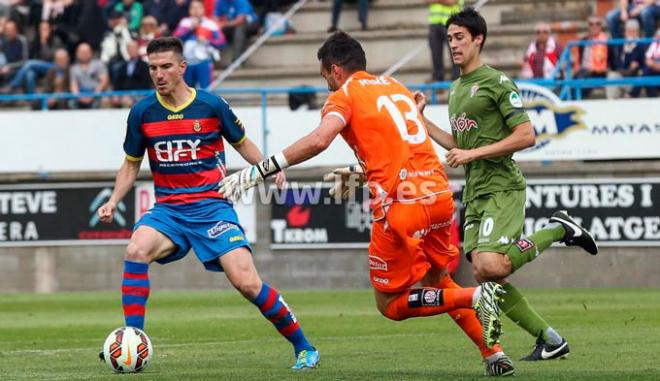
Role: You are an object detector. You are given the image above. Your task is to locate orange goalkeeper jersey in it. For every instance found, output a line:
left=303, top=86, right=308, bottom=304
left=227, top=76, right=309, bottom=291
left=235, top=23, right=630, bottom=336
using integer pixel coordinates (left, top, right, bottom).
left=322, top=71, right=449, bottom=212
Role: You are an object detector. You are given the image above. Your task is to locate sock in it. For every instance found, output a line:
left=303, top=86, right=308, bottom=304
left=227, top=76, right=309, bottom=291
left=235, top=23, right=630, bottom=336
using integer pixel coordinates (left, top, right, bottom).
left=500, top=283, right=554, bottom=341
left=544, top=327, right=563, bottom=345
left=383, top=287, right=475, bottom=321
left=437, top=275, right=502, bottom=358
left=252, top=283, right=314, bottom=356
left=122, top=261, right=150, bottom=330
left=505, top=224, right=565, bottom=272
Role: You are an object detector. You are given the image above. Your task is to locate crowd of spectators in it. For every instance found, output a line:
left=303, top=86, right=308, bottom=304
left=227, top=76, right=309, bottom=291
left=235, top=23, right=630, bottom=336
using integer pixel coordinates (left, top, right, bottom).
left=0, top=0, right=657, bottom=108
left=0, top=0, right=297, bottom=109
left=518, top=0, right=659, bottom=98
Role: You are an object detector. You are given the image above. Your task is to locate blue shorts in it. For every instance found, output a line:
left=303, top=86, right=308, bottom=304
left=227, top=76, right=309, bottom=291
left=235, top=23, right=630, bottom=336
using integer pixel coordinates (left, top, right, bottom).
left=134, top=199, right=251, bottom=272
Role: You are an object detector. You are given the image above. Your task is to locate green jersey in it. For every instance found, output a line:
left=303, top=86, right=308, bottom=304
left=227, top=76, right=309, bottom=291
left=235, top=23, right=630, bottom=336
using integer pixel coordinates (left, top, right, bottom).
left=447, top=65, right=529, bottom=203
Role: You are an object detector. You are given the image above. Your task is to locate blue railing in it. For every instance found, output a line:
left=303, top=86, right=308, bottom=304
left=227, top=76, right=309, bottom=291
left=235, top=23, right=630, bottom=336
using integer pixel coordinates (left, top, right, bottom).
left=552, top=37, right=660, bottom=100
left=1, top=42, right=659, bottom=154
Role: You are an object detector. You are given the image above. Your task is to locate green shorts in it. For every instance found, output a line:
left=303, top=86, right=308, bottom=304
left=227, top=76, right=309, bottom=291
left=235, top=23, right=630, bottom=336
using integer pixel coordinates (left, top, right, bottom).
left=463, top=189, right=525, bottom=255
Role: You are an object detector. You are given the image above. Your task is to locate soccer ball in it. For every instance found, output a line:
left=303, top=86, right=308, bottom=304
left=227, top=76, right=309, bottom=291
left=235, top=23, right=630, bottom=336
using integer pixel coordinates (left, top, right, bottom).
left=102, top=327, right=153, bottom=373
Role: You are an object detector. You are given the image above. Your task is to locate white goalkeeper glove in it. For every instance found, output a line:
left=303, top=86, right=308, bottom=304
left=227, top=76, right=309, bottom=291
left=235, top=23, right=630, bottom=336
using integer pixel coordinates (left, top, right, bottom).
left=219, top=154, right=288, bottom=202
left=323, top=165, right=366, bottom=200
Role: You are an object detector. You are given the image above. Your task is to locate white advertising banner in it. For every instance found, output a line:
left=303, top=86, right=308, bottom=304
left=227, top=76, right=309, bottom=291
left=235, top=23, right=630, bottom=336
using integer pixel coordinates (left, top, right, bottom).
left=1, top=87, right=657, bottom=173
left=134, top=182, right=257, bottom=243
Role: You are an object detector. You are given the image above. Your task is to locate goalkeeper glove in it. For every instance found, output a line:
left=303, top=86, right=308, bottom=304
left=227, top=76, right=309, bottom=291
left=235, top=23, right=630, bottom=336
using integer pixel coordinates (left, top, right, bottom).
left=323, top=165, right=366, bottom=200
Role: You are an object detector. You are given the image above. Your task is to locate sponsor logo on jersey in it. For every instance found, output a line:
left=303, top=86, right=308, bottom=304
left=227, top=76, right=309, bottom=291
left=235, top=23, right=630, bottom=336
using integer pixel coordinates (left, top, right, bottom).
left=167, top=114, right=184, bottom=120
left=154, top=139, right=201, bottom=162
left=518, top=83, right=586, bottom=152
left=450, top=112, right=479, bottom=132
left=470, top=84, right=479, bottom=98
left=207, top=221, right=240, bottom=239
left=229, top=235, right=244, bottom=242
left=509, top=91, right=523, bottom=108
left=372, top=276, right=389, bottom=284
left=499, top=74, right=510, bottom=84
left=514, top=238, right=535, bottom=252
left=368, top=255, right=388, bottom=271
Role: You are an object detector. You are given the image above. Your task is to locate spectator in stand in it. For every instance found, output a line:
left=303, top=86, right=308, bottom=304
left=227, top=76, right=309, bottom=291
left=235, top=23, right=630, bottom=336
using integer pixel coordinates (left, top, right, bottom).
left=521, top=22, right=564, bottom=79
left=44, top=48, right=71, bottom=109
left=427, top=0, right=462, bottom=83
left=111, top=40, right=150, bottom=107
left=78, top=0, right=105, bottom=51
left=214, top=0, right=258, bottom=63
left=137, top=15, right=160, bottom=59
left=607, top=0, right=660, bottom=42
left=114, top=0, right=144, bottom=33
left=643, top=28, right=660, bottom=97
left=44, top=0, right=82, bottom=55
left=175, top=0, right=225, bottom=88
left=327, top=0, right=368, bottom=32
left=606, top=19, right=646, bottom=98
left=70, top=42, right=109, bottom=108
left=0, top=20, right=28, bottom=87
left=251, top=0, right=296, bottom=30
left=101, top=11, right=133, bottom=86
left=159, top=0, right=190, bottom=36
left=573, top=16, right=608, bottom=98
left=7, top=21, right=63, bottom=94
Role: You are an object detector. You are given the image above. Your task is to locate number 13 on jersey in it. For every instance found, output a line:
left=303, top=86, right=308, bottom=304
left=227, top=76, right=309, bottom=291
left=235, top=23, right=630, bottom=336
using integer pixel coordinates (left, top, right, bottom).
left=377, top=94, right=427, bottom=144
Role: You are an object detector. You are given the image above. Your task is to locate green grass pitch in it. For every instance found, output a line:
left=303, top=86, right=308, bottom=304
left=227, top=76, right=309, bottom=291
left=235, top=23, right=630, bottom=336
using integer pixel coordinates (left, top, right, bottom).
left=0, top=289, right=659, bottom=380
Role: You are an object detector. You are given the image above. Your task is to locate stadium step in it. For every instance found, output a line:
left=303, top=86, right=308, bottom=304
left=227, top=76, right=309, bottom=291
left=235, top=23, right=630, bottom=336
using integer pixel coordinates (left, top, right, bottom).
left=290, top=0, right=591, bottom=33
left=241, top=22, right=583, bottom=71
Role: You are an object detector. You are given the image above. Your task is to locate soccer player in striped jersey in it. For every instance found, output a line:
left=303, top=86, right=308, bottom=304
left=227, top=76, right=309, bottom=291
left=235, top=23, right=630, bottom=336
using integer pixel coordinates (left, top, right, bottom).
left=97, top=37, right=319, bottom=370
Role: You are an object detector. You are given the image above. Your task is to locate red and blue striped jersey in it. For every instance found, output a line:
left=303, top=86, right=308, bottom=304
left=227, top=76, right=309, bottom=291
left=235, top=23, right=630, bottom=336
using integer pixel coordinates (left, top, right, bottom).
left=123, top=88, right=246, bottom=204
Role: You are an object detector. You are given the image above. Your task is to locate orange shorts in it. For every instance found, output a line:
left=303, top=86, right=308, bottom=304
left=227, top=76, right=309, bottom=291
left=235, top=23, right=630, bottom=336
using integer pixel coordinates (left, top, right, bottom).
left=368, top=191, right=459, bottom=293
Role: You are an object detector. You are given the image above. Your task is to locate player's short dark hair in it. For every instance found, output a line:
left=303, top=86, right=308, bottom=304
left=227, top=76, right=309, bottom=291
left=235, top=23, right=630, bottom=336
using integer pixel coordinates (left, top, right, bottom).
left=317, top=31, right=367, bottom=73
left=146, top=37, right=184, bottom=59
left=446, top=7, right=487, bottom=51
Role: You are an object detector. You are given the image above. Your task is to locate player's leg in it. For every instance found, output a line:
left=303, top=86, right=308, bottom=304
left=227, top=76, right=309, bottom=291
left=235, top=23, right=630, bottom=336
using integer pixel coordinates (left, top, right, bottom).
left=122, top=225, right=181, bottom=330
left=470, top=191, right=597, bottom=280
left=422, top=268, right=514, bottom=377
left=465, top=192, right=569, bottom=360
left=219, top=248, right=318, bottom=369
left=370, top=200, right=503, bottom=335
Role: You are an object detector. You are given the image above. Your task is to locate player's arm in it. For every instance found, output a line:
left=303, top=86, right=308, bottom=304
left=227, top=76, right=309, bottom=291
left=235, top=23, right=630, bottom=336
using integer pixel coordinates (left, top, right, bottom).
left=413, top=90, right=456, bottom=150
left=232, top=137, right=286, bottom=188
left=281, top=115, right=344, bottom=165
left=423, top=116, right=457, bottom=151
left=233, top=137, right=265, bottom=165
left=446, top=121, right=535, bottom=167
left=98, top=158, right=142, bottom=223
left=218, top=115, right=344, bottom=201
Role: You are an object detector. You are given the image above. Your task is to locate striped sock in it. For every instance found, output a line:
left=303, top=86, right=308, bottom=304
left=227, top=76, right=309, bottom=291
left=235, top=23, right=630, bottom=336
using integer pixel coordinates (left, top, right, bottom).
left=122, top=261, right=150, bottom=330
left=252, top=283, right=314, bottom=356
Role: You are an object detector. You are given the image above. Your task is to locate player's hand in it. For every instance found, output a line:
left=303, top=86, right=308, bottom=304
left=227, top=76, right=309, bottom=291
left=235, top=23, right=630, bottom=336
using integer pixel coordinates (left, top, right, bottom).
left=97, top=201, right=117, bottom=224
left=323, top=165, right=366, bottom=200
left=274, top=171, right=287, bottom=189
left=620, top=9, right=629, bottom=21
left=413, top=91, right=427, bottom=115
left=218, top=166, right=264, bottom=202
left=446, top=148, right=479, bottom=168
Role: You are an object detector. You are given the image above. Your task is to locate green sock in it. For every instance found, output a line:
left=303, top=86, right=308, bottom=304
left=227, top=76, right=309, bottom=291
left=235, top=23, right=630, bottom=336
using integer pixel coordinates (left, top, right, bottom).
left=500, top=283, right=550, bottom=340
left=505, top=224, right=565, bottom=272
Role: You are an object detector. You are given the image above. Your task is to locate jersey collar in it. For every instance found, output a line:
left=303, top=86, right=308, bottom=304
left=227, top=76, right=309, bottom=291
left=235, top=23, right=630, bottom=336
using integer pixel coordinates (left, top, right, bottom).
left=156, top=87, right=196, bottom=113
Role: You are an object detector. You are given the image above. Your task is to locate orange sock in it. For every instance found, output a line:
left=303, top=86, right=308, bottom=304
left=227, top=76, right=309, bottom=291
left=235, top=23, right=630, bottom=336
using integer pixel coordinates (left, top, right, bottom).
left=438, top=275, right=502, bottom=358
left=383, top=287, right=474, bottom=321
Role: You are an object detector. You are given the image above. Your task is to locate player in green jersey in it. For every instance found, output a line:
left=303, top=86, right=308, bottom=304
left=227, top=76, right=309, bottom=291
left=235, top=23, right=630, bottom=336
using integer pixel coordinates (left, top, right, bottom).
left=416, top=7, right=599, bottom=361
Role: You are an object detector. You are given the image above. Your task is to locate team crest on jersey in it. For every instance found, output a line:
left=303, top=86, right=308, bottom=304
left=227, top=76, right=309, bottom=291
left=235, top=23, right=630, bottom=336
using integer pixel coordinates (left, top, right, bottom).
left=450, top=112, right=478, bottom=132
left=193, top=120, right=201, bottom=132
left=470, top=84, right=479, bottom=98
